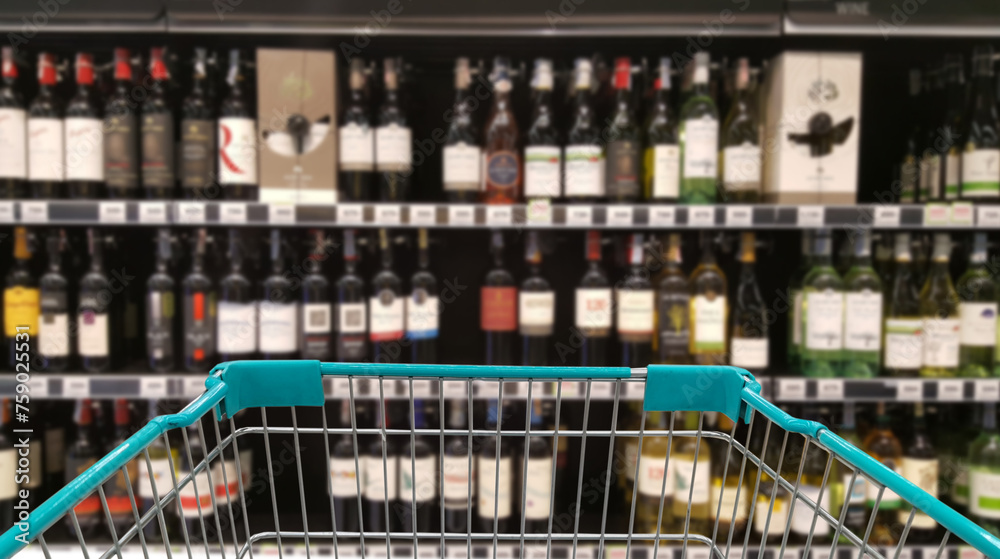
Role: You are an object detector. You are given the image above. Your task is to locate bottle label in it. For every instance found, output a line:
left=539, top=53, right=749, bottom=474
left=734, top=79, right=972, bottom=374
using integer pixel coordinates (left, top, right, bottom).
left=918, top=153, right=931, bottom=198
left=44, top=427, right=64, bottom=475
left=961, top=149, right=1000, bottom=197
left=28, top=117, right=64, bottom=181
left=64, top=117, right=104, bottom=181
left=691, top=294, right=726, bottom=351
left=302, top=302, right=332, bottom=334
left=0, top=449, right=16, bottom=500
left=218, top=117, right=258, bottom=185
left=406, top=291, right=439, bottom=339
left=971, top=468, right=1000, bottom=519
left=651, top=144, right=680, bottom=199
left=217, top=301, right=258, bottom=354
left=564, top=144, right=604, bottom=197
left=575, top=288, right=612, bottom=334
left=369, top=291, right=404, bottom=341
left=900, top=159, right=917, bottom=201
left=137, top=457, right=176, bottom=499
left=730, top=337, right=768, bottom=368
left=141, top=113, right=175, bottom=188
left=624, top=440, right=638, bottom=483
left=682, top=116, right=718, bottom=179
left=637, top=451, right=675, bottom=497
left=523, top=456, right=553, bottom=519
left=146, top=291, right=175, bottom=361
left=791, top=485, right=829, bottom=536
left=945, top=152, right=960, bottom=199
left=0, top=108, right=26, bottom=179
left=884, top=318, right=923, bottom=368
left=791, top=290, right=802, bottom=346
left=184, top=292, right=214, bottom=363
left=106, top=459, right=139, bottom=517
left=842, top=472, right=867, bottom=505
left=399, top=455, right=437, bottom=503
left=443, top=454, right=473, bottom=504
left=605, top=140, right=640, bottom=198
left=922, top=317, right=960, bottom=368
left=518, top=291, right=555, bottom=335
left=181, top=118, right=216, bottom=190
left=178, top=469, right=216, bottom=518
left=960, top=302, right=998, bottom=347
left=754, top=493, right=787, bottom=536
left=925, top=153, right=941, bottom=199
left=4, top=286, right=39, bottom=336
left=258, top=301, right=298, bottom=353
left=672, top=457, right=709, bottom=504
left=901, top=457, right=938, bottom=529
left=844, top=291, right=882, bottom=351
left=657, top=292, right=690, bottom=359
left=104, top=113, right=139, bottom=190
left=364, top=454, right=399, bottom=501
left=954, top=458, right=969, bottom=505
left=723, top=143, right=761, bottom=190
left=329, top=457, right=360, bottom=497
left=477, top=455, right=512, bottom=519
left=866, top=462, right=902, bottom=508
left=67, top=456, right=100, bottom=522
left=338, top=302, right=367, bottom=334
left=443, top=143, right=482, bottom=190
left=617, top=289, right=654, bottom=335
left=339, top=123, right=375, bottom=169
left=77, top=311, right=109, bottom=357
left=486, top=151, right=520, bottom=189
left=481, top=287, right=517, bottom=332
left=710, top=480, right=749, bottom=523
left=523, top=145, right=562, bottom=197
left=805, top=290, right=843, bottom=350
left=375, top=124, right=412, bottom=171
left=211, top=459, right=241, bottom=500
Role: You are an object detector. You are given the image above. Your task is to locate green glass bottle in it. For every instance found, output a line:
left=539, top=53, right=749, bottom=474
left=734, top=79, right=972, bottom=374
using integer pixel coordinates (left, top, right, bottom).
left=679, top=52, right=719, bottom=204
left=883, top=233, right=923, bottom=376
left=842, top=230, right=883, bottom=378
left=919, top=233, right=960, bottom=377
left=643, top=58, right=680, bottom=202
left=787, top=231, right=813, bottom=370
left=970, top=403, right=1000, bottom=536
left=958, top=233, right=998, bottom=377
left=801, top=230, right=844, bottom=378
left=719, top=58, right=761, bottom=203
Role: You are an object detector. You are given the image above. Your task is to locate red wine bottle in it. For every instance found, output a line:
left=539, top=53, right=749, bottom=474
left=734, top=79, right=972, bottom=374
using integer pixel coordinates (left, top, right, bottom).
left=28, top=52, right=63, bottom=199
left=0, top=46, right=27, bottom=198
left=65, top=52, right=103, bottom=199
left=142, top=47, right=175, bottom=199
left=104, top=48, right=139, bottom=198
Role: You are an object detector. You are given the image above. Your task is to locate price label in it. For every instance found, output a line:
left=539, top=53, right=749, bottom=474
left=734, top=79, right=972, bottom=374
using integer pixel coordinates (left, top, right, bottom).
left=524, top=546, right=548, bottom=559
left=486, top=205, right=513, bottom=226
left=417, top=545, right=440, bottom=558
left=184, top=377, right=205, bottom=398
left=20, top=201, right=47, bottom=223
left=873, top=206, right=901, bottom=227
left=685, top=548, right=710, bottom=559
left=565, top=205, right=593, bottom=226
left=607, top=206, right=633, bottom=227
left=975, top=380, right=1000, bottom=401
left=98, top=201, right=127, bottom=223
left=588, top=381, right=614, bottom=399
left=978, top=206, right=1000, bottom=227
left=938, top=379, right=964, bottom=401
left=558, top=380, right=580, bottom=398
left=924, top=203, right=949, bottom=225
left=796, top=206, right=824, bottom=227
left=811, top=549, right=832, bottom=559
left=648, top=205, right=675, bottom=227
left=448, top=205, right=475, bottom=226
left=892, top=549, right=912, bottom=559
left=268, top=203, right=295, bottom=224
left=688, top=206, right=715, bottom=226
left=139, top=202, right=168, bottom=223
left=526, top=199, right=552, bottom=225
left=140, top=377, right=169, bottom=398
left=375, top=204, right=401, bottom=225
left=445, top=545, right=470, bottom=559
left=442, top=380, right=469, bottom=398
left=28, top=376, right=48, bottom=398
left=494, top=547, right=514, bottom=559
left=176, top=202, right=206, bottom=224
left=951, top=202, right=974, bottom=226
left=409, top=379, right=434, bottom=398
left=625, top=381, right=645, bottom=401
left=473, top=380, right=501, bottom=398
left=0, top=201, right=14, bottom=223
left=409, top=205, right=437, bottom=226
left=219, top=202, right=247, bottom=224
left=337, top=204, right=364, bottom=225
left=895, top=379, right=922, bottom=401
left=725, top=205, right=753, bottom=227
left=779, top=379, right=806, bottom=400
left=333, top=378, right=351, bottom=397
left=63, top=378, right=90, bottom=398
left=817, top=379, right=844, bottom=401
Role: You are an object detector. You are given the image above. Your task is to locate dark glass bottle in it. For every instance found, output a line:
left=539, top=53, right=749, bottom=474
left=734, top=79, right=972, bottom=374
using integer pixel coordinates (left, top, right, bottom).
left=483, top=58, right=520, bottom=204
left=301, top=230, right=333, bottom=360
left=137, top=399, right=179, bottom=542
left=900, top=69, right=922, bottom=203
left=523, top=59, right=561, bottom=203
left=400, top=401, right=436, bottom=533
left=147, top=228, right=176, bottom=371
left=940, top=54, right=964, bottom=201
left=478, top=400, right=512, bottom=533
left=335, top=230, right=368, bottom=361
left=177, top=423, right=213, bottom=542
left=643, top=57, right=680, bottom=202
left=259, top=229, right=298, bottom=360
left=217, top=230, right=257, bottom=361
left=730, top=232, right=768, bottom=374
left=65, top=52, right=103, bottom=199
left=0, top=391, right=14, bottom=530
left=407, top=229, right=438, bottom=363
left=0, top=46, right=26, bottom=199
left=482, top=231, right=517, bottom=365
left=443, top=400, right=472, bottom=533
left=339, top=57, right=374, bottom=202
left=330, top=400, right=361, bottom=532
left=370, top=229, right=405, bottom=362
left=605, top=57, right=641, bottom=202
left=654, top=234, right=690, bottom=364
left=106, top=399, right=137, bottom=536
left=720, top=58, right=762, bottom=202
left=443, top=57, right=481, bottom=202
left=181, top=48, right=216, bottom=199
left=218, top=49, right=258, bottom=200
left=565, top=58, right=604, bottom=203
left=78, top=229, right=111, bottom=372
left=619, top=234, right=654, bottom=367
left=5, top=227, right=38, bottom=370
left=519, top=231, right=554, bottom=366
left=104, top=48, right=139, bottom=198
left=902, top=403, right=940, bottom=543
left=376, top=58, right=411, bottom=202
left=39, top=230, right=68, bottom=371
left=65, top=400, right=101, bottom=539
left=182, top=228, right=215, bottom=372
left=364, top=404, right=400, bottom=533
left=523, top=400, right=553, bottom=533
left=141, top=47, right=175, bottom=199
left=28, top=52, right=64, bottom=199
left=961, top=46, right=1000, bottom=201
left=576, top=230, right=610, bottom=366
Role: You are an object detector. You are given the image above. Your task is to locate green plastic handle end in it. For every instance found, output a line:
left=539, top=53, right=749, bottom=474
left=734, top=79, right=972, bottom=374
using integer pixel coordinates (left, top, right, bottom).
left=642, top=365, right=759, bottom=423
left=208, top=360, right=325, bottom=419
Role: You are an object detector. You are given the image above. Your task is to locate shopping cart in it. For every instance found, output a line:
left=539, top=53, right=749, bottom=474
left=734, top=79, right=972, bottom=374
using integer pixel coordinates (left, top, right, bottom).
left=2, top=361, right=999, bottom=559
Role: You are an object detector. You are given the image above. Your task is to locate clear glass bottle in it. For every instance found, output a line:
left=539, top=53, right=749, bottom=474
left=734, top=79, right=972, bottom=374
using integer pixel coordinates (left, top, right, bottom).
left=958, top=233, right=997, bottom=377
left=523, top=59, right=561, bottom=204
left=679, top=52, right=719, bottom=204
left=643, top=57, right=679, bottom=202
left=961, top=46, right=1000, bottom=201
left=689, top=233, right=728, bottom=366
left=919, top=233, right=960, bottom=377
left=884, top=233, right=923, bottom=376
left=842, top=230, right=883, bottom=378
left=720, top=58, right=761, bottom=203
left=443, top=58, right=481, bottom=202
left=654, top=234, right=690, bottom=365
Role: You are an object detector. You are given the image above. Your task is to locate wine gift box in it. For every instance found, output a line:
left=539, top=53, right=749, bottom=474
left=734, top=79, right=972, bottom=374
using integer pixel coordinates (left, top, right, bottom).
left=257, top=48, right=338, bottom=204
left=761, top=51, right=863, bottom=204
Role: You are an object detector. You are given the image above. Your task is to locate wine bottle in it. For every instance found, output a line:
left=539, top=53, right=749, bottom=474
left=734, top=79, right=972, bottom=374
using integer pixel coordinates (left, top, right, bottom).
left=259, top=229, right=298, bottom=360
left=575, top=230, right=611, bottom=366
left=635, top=411, right=673, bottom=535
left=920, top=233, right=960, bottom=377
left=105, top=399, right=138, bottom=536
left=919, top=65, right=944, bottom=202
left=329, top=400, right=361, bottom=533
left=836, top=403, right=867, bottom=542
left=483, top=58, right=521, bottom=204
left=478, top=400, right=512, bottom=533
left=520, top=231, right=554, bottom=366
left=376, top=58, right=411, bottom=202
left=79, top=228, right=111, bottom=372
left=28, top=52, right=64, bottom=199
left=801, top=230, right=844, bottom=378
left=443, top=57, right=481, bottom=202
left=217, top=229, right=257, bottom=361
left=400, top=400, right=437, bottom=533
left=958, top=233, right=998, bottom=377
left=147, top=228, right=176, bottom=371
left=709, top=415, right=749, bottom=543
left=141, top=47, right=175, bottom=199
left=5, top=227, right=38, bottom=370
left=605, top=58, right=641, bottom=202
left=842, top=230, right=883, bottom=378
left=180, top=48, right=216, bottom=199
left=211, top=415, right=240, bottom=520
left=883, top=233, right=922, bottom=376
left=65, top=400, right=101, bottom=539
left=730, top=232, right=768, bottom=373
left=370, top=229, right=404, bottom=363
left=644, top=57, right=679, bottom=202
left=301, top=230, right=333, bottom=360
left=522, top=400, right=553, bottom=533
left=407, top=229, right=438, bottom=363
left=0, top=400, right=14, bottom=530
left=901, top=403, right=940, bottom=543
left=961, top=46, right=1000, bottom=201
left=940, top=54, right=964, bottom=201
left=618, top=233, right=654, bottom=367
left=340, top=57, right=375, bottom=202
left=969, top=403, right=1000, bottom=535
left=565, top=58, right=604, bottom=202
left=136, top=400, right=180, bottom=542
left=787, top=231, right=813, bottom=370
left=655, top=234, right=690, bottom=365
left=364, top=404, right=400, bottom=533
left=482, top=231, right=517, bottom=365
left=38, top=230, right=68, bottom=371
left=671, top=412, right=712, bottom=535
left=104, top=48, right=140, bottom=199
left=720, top=58, right=761, bottom=202
left=443, top=399, right=472, bottom=533
left=523, top=59, right=561, bottom=203
left=0, top=46, right=26, bottom=199
left=679, top=52, right=719, bottom=204
left=863, top=403, right=904, bottom=546
left=177, top=423, right=215, bottom=541
left=335, top=230, right=368, bottom=362
left=750, top=417, right=788, bottom=545
left=900, top=69, right=922, bottom=203
left=689, top=233, right=728, bottom=366
left=788, top=410, right=831, bottom=545
left=65, top=52, right=103, bottom=199
left=218, top=49, right=258, bottom=200
left=182, top=228, right=215, bottom=372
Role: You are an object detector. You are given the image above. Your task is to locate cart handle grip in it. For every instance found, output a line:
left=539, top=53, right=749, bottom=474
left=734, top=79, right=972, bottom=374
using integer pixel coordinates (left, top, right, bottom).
left=643, top=365, right=760, bottom=423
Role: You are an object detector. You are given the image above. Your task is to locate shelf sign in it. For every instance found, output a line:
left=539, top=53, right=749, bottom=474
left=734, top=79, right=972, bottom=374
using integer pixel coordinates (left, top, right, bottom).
left=268, top=204, right=295, bottom=224
left=526, top=199, right=552, bottom=225
left=924, top=203, right=949, bottom=226
left=648, top=205, right=675, bottom=227
left=950, top=202, right=973, bottom=226
left=448, top=205, right=475, bottom=226
left=565, top=205, right=592, bottom=226
left=375, top=204, right=402, bottom=225
left=219, top=202, right=248, bottom=224
left=796, top=206, right=824, bottom=227
left=98, top=201, right=127, bottom=223
left=409, top=205, right=436, bottom=226
left=139, top=202, right=168, bottom=223
left=873, top=206, right=901, bottom=227
left=63, top=378, right=90, bottom=398
left=176, top=202, right=206, bottom=224
left=688, top=207, right=715, bottom=226
left=779, top=379, right=806, bottom=400
left=20, top=201, right=47, bottom=223
left=337, top=204, right=364, bottom=225
left=977, top=206, right=1000, bottom=227
left=938, top=379, right=964, bottom=401
left=486, top=205, right=513, bottom=226
left=0, top=201, right=13, bottom=223
left=817, top=379, right=844, bottom=401
left=606, top=206, right=633, bottom=227
left=725, top=205, right=753, bottom=227
left=975, top=380, right=1000, bottom=402
left=140, top=378, right=169, bottom=398
left=895, top=380, right=922, bottom=401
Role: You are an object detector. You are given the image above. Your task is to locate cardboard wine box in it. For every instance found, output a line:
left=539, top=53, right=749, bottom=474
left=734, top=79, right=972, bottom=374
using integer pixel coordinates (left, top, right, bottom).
left=257, top=48, right=337, bottom=204
left=761, top=52, right=862, bottom=204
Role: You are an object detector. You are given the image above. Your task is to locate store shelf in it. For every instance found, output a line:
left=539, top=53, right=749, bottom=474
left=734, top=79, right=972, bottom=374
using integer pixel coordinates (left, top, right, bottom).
left=0, top=201, right=994, bottom=229
left=784, top=0, right=1000, bottom=37
left=0, top=0, right=166, bottom=33
left=773, top=377, right=1000, bottom=403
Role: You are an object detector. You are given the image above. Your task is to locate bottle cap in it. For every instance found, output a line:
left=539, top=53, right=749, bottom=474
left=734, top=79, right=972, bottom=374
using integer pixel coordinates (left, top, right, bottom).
left=629, top=233, right=644, bottom=265
left=735, top=57, right=750, bottom=90
left=2, top=47, right=16, bottom=79
left=531, top=58, right=553, bottom=91
left=491, top=57, right=511, bottom=92
left=383, top=57, right=399, bottom=91
left=574, top=58, right=592, bottom=91
left=613, top=57, right=631, bottom=90
left=37, top=52, right=56, bottom=85
left=75, top=52, right=94, bottom=85
left=343, top=229, right=358, bottom=261
left=150, top=47, right=169, bottom=81
left=585, top=230, right=601, bottom=261
left=693, top=52, right=710, bottom=85
left=114, top=48, right=132, bottom=81
left=115, top=399, right=130, bottom=426
left=349, top=57, right=366, bottom=90
left=454, top=57, right=471, bottom=90
left=740, top=232, right=756, bottom=263
left=657, top=57, right=671, bottom=91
